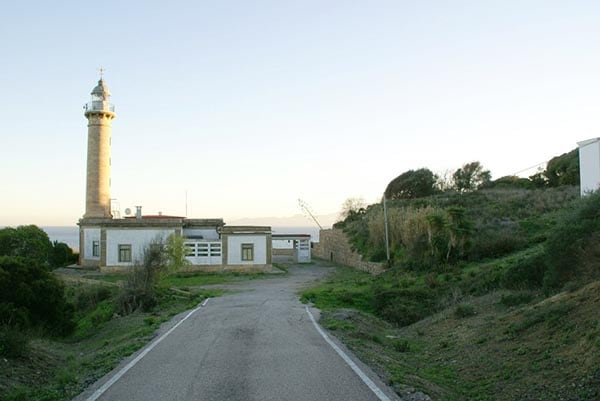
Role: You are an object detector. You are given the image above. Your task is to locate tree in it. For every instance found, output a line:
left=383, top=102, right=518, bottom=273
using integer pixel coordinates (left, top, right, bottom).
left=50, top=241, right=77, bottom=268
left=165, top=233, right=190, bottom=273
left=488, top=175, right=534, bottom=190
left=453, top=161, right=491, bottom=192
left=545, top=149, right=579, bottom=187
left=339, top=197, right=367, bottom=221
left=118, top=234, right=189, bottom=314
left=0, top=225, right=53, bottom=267
left=385, top=168, right=438, bottom=200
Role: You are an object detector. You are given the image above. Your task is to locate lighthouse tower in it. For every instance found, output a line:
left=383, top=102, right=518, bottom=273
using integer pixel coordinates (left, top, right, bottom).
left=83, top=77, right=115, bottom=218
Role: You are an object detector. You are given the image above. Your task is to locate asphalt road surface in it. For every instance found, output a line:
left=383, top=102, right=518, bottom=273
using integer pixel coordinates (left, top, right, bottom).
left=74, top=263, right=400, bottom=401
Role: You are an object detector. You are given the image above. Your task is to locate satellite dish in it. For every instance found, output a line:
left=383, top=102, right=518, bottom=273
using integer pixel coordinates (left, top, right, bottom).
left=124, top=208, right=131, bottom=215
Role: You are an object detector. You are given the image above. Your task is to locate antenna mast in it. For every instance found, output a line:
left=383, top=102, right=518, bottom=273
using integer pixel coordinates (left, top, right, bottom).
left=298, top=199, right=323, bottom=230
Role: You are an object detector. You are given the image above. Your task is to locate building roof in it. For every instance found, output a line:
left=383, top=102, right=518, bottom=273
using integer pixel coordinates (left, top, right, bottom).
left=124, top=215, right=184, bottom=219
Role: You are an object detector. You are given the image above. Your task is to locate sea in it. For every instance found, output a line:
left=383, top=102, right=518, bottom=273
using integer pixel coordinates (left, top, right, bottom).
left=42, top=226, right=322, bottom=252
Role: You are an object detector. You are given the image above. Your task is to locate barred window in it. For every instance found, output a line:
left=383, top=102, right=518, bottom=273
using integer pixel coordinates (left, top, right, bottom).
left=118, top=244, right=132, bottom=262
left=241, top=243, right=254, bottom=261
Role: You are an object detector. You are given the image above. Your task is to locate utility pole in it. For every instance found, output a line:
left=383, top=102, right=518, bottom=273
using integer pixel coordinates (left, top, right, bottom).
left=383, top=195, right=391, bottom=267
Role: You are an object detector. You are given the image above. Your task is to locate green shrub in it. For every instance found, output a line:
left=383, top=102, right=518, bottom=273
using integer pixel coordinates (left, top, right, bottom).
left=50, top=241, right=78, bottom=268
left=454, top=303, right=476, bottom=318
left=75, top=300, right=115, bottom=338
left=543, top=191, right=600, bottom=291
left=501, top=252, right=546, bottom=289
left=469, top=222, right=526, bottom=260
left=0, top=256, right=74, bottom=335
left=500, top=291, right=534, bottom=307
left=392, top=339, right=411, bottom=352
left=75, top=285, right=113, bottom=311
left=0, top=325, right=29, bottom=358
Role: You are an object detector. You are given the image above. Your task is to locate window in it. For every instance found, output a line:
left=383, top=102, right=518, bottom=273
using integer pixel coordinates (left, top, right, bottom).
left=241, top=243, right=254, bottom=261
left=118, top=244, right=132, bottom=262
left=92, top=240, right=100, bottom=257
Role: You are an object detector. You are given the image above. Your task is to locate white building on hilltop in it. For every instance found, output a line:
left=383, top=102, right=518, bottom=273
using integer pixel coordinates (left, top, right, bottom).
left=578, top=137, right=600, bottom=196
left=78, top=78, right=273, bottom=272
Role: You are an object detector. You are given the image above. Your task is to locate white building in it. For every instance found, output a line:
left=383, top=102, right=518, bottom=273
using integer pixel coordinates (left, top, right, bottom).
left=578, top=137, right=600, bottom=196
left=272, top=234, right=312, bottom=263
left=77, top=77, right=273, bottom=272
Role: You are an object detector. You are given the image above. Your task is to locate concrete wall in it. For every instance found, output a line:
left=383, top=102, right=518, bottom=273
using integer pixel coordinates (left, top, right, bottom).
left=312, top=229, right=385, bottom=275
left=226, top=235, right=267, bottom=265
left=578, top=138, right=600, bottom=196
left=105, top=228, right=176, bottom=268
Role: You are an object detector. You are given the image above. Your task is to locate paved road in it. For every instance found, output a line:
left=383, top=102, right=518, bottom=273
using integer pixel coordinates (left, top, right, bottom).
left=75, top=263, right=400, bottom=401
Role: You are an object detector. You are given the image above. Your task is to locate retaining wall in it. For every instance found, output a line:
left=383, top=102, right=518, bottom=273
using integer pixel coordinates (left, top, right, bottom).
left=312, top=229, right=385, bottom=275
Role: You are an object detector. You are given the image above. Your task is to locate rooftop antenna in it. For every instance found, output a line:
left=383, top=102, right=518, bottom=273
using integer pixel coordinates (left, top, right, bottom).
left=110, top=198, right=121, bottom=219
left=298, top=199, right=323, bottom=230
left=185, top=190, right=188, bottom=217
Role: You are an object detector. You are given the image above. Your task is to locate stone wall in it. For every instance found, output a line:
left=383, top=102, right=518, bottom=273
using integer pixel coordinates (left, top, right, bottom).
left=312, top=229, right=385, bottom=275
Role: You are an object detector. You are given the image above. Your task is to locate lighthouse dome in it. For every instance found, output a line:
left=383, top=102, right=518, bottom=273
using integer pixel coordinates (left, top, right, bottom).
left=91, top=79, right=111, bottom=100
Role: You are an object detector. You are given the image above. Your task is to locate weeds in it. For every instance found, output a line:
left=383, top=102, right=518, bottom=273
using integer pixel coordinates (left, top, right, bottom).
left=454, top=303, right=476, bottom=318
left=0, top=325, right=29, bottom=358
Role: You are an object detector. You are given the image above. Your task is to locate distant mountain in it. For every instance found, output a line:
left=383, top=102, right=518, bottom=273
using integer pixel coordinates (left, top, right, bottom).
left=228, top=213, right=338, bottom=228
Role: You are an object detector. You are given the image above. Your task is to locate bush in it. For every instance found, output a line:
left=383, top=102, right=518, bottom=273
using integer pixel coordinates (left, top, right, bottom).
left=116, top=236, right=183, bottom=315
left=543, top=191, right=600, bottom=291
left=392, top=339, right=411, bottom=352
left=454, top=303, right=476, bottom=318
left=118, top=266, right=159, bottom=314
left=75, top=285, right=113, bottom=312
left=0, top=256, right=74, bottom=335
left=469, top=221, right=526, bottom=260
left=501, top=251, right=547, bottom=289
left=50, top=241, right=77, bottom=268
left=75, top=300, right=115, bottom=338
left=500, top=291, right=534, bottom=307
left=0, top=325, right=29, bottom=358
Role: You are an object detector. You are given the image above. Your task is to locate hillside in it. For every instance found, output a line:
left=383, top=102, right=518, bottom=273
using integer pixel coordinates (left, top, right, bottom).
left=303, top=186, right=600, bottom=400
left=311, top=271, right=600, bottom=400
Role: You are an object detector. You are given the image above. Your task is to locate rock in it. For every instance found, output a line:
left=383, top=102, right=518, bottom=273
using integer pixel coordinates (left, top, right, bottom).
left=393, top=384, right=433, bottom=401
left=330, top=309, right=354, bottom=320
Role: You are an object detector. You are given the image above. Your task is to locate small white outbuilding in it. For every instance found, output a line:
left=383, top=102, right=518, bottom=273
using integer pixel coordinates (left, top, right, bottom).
left=577, top=137, right=600, bottom=196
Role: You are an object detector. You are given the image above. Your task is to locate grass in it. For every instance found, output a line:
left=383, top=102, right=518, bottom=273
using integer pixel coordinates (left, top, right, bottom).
left=303, top=266, right=600, bottom=401
left=300, top=266, right=375, bottom=313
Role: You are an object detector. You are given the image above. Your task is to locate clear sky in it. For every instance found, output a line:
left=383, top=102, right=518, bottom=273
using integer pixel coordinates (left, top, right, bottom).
left=1, top=1, right=599, bottom=226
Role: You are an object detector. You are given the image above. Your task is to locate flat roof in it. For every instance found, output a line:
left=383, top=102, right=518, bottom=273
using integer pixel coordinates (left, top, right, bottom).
left=272, top=234, right=311, bottom=239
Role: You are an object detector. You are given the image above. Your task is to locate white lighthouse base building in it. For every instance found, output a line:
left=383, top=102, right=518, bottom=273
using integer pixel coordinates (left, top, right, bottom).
left=79, top=215, right=273, bottom=273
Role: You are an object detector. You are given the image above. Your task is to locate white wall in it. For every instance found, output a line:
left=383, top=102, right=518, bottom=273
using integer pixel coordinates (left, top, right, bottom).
left=273, top=239, right=294, bottom=249
left=227, top=235, right=267, bottom=265
left=184, top=241, right=222, bottom=265
left=182, top=228, right=219, bottom=240
left=82, top=228, right=101, bottom=260
left=297, top=239, right=311, bottom=263
left=579, top=138, right=600, bottom=196
left=105, top=228, right=176, bottom=266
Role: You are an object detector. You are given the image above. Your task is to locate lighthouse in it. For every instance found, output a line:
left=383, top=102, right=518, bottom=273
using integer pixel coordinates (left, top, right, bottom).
left=83, top=77, right=115, bottom=218
left=77, top=75, right=275, bottom=271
